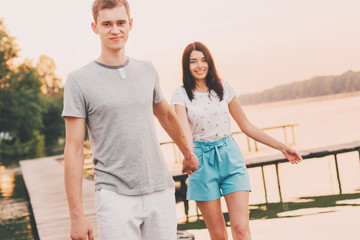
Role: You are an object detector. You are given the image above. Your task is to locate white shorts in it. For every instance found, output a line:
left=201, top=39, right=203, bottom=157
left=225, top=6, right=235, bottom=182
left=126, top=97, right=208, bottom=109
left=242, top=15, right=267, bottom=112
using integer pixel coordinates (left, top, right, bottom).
left=95, top=187, right=177, bottom=240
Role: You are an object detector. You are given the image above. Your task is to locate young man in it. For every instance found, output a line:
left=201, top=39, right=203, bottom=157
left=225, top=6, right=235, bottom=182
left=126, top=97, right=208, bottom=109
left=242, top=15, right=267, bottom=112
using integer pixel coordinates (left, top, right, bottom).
left=62, top=0, right=199, bottom=239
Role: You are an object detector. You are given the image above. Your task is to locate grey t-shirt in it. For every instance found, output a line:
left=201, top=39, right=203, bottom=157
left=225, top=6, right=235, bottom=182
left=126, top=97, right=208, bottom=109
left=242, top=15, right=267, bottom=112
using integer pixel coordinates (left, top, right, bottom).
left=62, top=58, right=175, bottom=195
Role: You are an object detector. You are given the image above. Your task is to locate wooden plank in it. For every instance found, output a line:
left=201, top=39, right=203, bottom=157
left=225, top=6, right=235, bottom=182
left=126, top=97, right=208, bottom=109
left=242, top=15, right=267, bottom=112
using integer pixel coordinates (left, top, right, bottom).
left=20, top=156, right=98, bottom=240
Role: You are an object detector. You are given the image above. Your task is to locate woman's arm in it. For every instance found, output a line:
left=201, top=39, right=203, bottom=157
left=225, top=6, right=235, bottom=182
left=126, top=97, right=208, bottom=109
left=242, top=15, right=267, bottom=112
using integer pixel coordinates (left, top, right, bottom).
left=228, top=97, right=302, bottom=164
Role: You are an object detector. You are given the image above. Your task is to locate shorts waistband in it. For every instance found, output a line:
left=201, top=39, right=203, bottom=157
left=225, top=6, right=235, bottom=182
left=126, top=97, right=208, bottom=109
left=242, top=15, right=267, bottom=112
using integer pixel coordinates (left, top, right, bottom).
left=193, top=134, right=233, bottom=147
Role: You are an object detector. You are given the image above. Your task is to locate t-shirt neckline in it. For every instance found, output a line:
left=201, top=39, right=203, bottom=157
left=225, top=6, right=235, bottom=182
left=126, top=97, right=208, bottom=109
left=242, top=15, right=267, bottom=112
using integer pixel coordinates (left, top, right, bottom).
left=94, top=57, right=130, bottom=69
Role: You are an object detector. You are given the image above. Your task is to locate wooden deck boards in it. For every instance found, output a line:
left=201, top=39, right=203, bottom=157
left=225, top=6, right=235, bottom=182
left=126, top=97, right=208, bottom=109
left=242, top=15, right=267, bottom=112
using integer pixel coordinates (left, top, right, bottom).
left=20, top=141, right=360, bottom=239
left=20, top=156, right=98, bottom=240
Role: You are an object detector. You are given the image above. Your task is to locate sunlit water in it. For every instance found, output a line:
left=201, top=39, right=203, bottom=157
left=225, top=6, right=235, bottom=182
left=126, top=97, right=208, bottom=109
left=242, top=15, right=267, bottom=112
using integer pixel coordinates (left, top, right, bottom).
left=1, top=92, right=360, bottom=239
left=0, top=166, right=39, bottom=239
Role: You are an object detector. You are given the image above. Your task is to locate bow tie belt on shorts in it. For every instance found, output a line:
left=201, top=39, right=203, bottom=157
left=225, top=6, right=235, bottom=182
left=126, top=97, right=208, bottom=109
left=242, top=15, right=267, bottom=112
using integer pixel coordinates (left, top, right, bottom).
left=193, top=135, right=232, bottom=166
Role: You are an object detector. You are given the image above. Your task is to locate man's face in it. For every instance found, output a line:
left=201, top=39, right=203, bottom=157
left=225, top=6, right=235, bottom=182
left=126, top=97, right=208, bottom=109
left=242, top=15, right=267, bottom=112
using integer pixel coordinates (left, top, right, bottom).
left=92, top=5, right=133, bottom=52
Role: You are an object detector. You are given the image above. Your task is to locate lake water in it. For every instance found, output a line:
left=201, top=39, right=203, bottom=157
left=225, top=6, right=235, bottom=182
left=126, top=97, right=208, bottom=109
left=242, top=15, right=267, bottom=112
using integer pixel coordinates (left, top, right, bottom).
left=1, top=92, right=360, bottom=239
left=0, top=167, right=39, bottom=239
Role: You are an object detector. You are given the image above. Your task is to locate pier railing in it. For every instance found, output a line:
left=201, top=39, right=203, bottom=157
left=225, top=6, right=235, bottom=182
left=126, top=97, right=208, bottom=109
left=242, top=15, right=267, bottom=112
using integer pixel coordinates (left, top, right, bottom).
left=249, top=141, right=360, bottom=203
left=160, top=123, right=298, bottom=164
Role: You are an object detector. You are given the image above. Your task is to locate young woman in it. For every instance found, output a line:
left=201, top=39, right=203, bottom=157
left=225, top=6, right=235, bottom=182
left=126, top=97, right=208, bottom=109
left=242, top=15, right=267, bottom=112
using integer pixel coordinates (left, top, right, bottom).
left=171, top=42, right=302, bottom=240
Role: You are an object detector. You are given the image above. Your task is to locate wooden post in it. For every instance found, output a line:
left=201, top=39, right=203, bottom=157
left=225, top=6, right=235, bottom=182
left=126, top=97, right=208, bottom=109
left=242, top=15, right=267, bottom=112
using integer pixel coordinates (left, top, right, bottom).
left=334, top=154, right=342, bottom=194
left=180, top=178, right=189, bottom=218
left=261, top=165, right=268, bottom=204
left=275, top=163, right=283, bottom=202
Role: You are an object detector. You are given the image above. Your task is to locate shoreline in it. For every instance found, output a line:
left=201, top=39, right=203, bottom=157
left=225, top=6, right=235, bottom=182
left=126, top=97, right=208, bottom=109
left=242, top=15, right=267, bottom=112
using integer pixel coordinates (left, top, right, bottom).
left=241, top=90, right=360, bottom=108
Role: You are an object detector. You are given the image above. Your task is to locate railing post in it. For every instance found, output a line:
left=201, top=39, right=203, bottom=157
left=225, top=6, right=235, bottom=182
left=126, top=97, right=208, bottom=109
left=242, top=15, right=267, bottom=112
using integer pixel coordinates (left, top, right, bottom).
left=291, top=125, right=296, bottom=146
left=283, top=126, right=288, bottom=145
left=246, top=136, right=251, bottom=152
left=358, top=150, right=360, bottom=174
left=334, top=153, right=342, bottom=194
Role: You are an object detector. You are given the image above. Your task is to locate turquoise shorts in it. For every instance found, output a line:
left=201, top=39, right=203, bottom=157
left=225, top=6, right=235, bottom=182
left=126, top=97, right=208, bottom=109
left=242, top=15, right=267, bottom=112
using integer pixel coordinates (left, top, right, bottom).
left=187, top=135, right=251, bottom=201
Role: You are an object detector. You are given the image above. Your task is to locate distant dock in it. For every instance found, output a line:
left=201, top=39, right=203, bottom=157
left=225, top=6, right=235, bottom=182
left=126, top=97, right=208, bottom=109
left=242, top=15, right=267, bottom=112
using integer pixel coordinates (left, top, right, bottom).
left=20, top=141, right=360, bottom=240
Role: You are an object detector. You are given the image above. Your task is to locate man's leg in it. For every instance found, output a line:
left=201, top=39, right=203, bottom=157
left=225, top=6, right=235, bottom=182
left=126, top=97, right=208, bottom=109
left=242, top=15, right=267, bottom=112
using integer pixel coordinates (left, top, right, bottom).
left=95, top=188, right=142, bottom=240
left=141, top=187, right=177, bottom=240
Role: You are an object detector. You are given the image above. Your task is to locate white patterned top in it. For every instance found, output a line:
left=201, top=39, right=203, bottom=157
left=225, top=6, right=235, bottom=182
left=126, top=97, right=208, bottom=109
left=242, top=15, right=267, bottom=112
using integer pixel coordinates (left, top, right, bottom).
left=170, top=80, right=236, bottom=142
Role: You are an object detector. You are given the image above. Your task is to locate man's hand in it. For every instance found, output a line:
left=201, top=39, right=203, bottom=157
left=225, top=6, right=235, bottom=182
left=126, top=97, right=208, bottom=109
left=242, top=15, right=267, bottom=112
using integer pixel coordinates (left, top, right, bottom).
left=70, top=215, right=94, bottom=240
left=182, top=152, right=199, bottom=175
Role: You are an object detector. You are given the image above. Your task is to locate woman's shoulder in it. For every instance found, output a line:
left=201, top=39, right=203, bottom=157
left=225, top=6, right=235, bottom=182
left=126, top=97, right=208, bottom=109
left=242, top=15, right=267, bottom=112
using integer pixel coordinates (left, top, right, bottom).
left=221, top=79, right=236, bottom=90
left=172, top=86, right=187, bottom=95
left=221, top=79, right=231, bottom=87
left=171, top=86, right=189, bottom=105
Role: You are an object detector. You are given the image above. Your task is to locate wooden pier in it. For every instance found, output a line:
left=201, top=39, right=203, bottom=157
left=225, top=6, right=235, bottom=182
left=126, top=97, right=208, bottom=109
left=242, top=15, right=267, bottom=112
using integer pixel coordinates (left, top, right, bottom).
left=20, top=141, right=360, bottom=240
left=20, top=156, right=98, bottom=240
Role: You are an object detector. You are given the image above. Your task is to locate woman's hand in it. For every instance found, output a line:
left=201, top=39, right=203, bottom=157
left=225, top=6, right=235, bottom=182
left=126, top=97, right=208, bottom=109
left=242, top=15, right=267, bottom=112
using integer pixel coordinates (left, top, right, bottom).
left=281, top=147, right=303, bottom=164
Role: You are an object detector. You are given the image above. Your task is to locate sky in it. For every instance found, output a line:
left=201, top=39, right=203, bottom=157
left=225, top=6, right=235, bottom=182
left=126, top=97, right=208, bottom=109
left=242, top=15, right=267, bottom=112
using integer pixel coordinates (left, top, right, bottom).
left=1, top=0, right=360, bottom=98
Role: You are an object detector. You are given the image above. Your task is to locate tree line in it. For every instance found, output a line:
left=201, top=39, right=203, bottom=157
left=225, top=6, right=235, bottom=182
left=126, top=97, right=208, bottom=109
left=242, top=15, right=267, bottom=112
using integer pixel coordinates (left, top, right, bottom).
left=0, top=20, right=64, bottom=165
left=238, top=70, right=360, bottom=105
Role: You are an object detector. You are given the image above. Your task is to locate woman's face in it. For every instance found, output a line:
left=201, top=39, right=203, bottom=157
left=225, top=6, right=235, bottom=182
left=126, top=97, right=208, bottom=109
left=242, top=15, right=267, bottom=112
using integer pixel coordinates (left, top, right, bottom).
left=189, top=50, right=209, bottom=81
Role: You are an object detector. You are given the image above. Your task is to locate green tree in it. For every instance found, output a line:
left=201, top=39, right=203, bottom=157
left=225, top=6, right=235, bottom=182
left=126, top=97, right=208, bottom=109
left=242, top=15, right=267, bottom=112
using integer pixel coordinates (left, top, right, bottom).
left=0, top=20, right=66, bottom=164
left=0, top=61, right=45, bottom=163
left=0, top=20, right=47, bottom=164
left=36, top=54, right=65, bottom=155
left=0, top=19, right=18, bottom=86
left=41, top=89, right=65, bottom=155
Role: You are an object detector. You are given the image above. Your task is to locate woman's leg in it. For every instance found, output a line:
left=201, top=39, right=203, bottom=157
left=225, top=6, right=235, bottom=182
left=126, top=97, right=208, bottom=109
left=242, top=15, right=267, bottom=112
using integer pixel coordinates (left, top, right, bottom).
left=224, top=191, right=251, bottom=240
left=196, top=199, right=228, bottom=240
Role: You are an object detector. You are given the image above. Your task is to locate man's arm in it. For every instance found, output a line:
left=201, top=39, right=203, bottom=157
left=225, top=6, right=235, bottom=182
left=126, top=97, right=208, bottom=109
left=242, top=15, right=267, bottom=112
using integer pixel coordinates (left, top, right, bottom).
left=64, top=117, right=94, bottom=240
left=153, top=99, right=199, bottom=174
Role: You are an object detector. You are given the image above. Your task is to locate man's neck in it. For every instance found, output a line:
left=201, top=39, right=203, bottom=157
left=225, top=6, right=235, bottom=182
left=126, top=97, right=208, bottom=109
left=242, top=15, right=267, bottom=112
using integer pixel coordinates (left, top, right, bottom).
left=97, top=48, right=127, bottom=66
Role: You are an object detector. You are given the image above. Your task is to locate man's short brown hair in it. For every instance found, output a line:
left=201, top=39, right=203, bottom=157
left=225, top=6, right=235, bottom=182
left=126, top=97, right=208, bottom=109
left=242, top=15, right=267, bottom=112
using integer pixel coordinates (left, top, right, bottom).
left=92, top=0, right=130, bottom=23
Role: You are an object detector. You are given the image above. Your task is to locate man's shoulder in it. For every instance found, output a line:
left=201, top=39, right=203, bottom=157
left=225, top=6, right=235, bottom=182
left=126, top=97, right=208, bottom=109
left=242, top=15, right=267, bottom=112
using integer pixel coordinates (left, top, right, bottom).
left=129, top=57, right=155, bottom=71
left=68, top=61, right=98, bottom=79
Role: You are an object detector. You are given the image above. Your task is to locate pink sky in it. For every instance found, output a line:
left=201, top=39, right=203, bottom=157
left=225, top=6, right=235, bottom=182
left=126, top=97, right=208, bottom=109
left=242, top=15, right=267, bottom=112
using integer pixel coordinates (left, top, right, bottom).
left=1, top=0, right=360, bottom=97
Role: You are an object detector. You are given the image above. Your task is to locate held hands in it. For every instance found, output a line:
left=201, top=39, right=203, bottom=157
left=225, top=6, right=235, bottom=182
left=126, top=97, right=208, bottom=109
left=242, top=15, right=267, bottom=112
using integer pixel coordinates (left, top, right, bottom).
left=70, top=215, right=94, bottom=240
left=182, top=152, right=199, bottom=175
left=281, top=147, right=303, bottom=164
